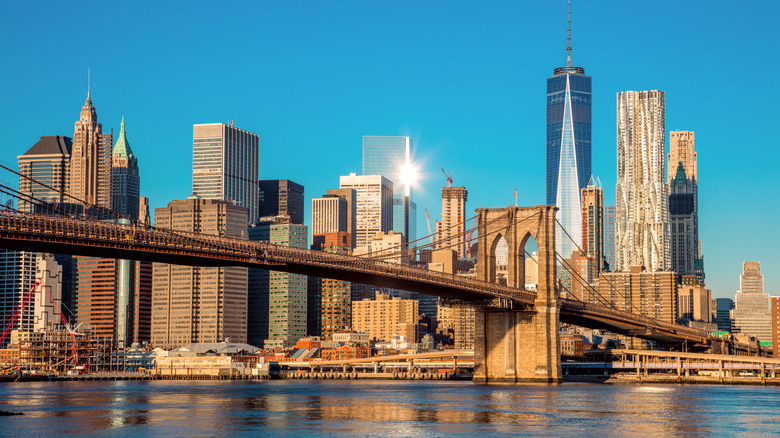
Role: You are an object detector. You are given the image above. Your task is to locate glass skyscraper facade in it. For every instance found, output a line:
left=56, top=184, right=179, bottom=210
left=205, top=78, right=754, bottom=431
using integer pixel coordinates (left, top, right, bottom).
left=546, top=66, right=591, bottom=260
left=362, top=136, right=417, bottom=242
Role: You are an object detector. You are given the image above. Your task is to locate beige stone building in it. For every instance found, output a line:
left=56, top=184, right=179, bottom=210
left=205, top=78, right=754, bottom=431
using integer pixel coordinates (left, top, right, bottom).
left=596, top=266, right=678, bottom=324
left=69, top=92, right=112, bottom=208
left=437, top=303, right=475, bottom=349
left=151, top=198, right=248, bottom=349
left=352, top=293, right=417, bottom=342
left=438, top=186, right=468, bottom=257
left=677, top=276, right=712, bottom=324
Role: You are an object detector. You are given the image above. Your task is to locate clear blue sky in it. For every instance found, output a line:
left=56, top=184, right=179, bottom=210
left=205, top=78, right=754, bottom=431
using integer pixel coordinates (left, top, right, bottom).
left=1, top=1, right=778, bottom=298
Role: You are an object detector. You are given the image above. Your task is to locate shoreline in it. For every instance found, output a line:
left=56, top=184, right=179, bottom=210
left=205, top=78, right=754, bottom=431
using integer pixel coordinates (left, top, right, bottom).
left=2, top=372, right=779, bottom=386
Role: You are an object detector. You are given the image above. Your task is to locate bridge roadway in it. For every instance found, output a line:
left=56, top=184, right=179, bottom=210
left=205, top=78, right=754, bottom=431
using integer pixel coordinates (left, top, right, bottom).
left=0, top=212, right=710, bottom=346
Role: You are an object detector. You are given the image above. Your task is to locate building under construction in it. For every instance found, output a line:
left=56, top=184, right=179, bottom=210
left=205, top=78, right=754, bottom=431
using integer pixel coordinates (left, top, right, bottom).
left=1, top=328, right=119, bottom=374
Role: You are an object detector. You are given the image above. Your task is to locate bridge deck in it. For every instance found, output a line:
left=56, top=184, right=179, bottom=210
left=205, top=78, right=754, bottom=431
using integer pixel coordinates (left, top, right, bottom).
left=0, top=212, right=711, bottom=346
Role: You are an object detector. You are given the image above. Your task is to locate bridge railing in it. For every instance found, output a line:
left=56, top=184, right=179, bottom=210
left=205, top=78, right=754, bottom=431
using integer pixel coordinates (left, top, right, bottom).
left=0, top=211, right=539, bottom=303
left=0, top=211, right=710, bottom=342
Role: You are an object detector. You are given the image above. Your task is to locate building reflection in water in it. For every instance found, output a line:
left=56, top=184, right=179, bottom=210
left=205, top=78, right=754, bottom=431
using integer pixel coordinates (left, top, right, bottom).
left=0, top=380, right=776, bottom=435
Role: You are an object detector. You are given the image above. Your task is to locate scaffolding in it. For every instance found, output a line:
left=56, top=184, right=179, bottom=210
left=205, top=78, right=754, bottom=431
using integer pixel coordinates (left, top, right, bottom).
left=10, top=328, right=120, bottom=374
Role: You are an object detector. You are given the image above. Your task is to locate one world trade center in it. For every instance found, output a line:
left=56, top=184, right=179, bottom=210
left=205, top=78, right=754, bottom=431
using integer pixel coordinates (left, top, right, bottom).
left=546, top=3, right=591, bottom=260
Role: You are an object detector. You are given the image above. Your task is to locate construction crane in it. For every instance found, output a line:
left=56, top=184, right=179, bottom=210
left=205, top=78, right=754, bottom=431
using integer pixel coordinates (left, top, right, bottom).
left=425, top=208, right=436, bottom=246
left=440, top=168, right=452, bottom=187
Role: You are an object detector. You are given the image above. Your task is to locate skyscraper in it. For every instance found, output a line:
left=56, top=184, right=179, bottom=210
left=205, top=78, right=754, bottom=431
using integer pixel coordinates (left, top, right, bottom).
left=715, top=298, right=734, bottom=333
left=667, top=131, right=697, bottom=183
left=312, top=195, right=348, bottom=235
left=439, top=186, right=468, bottom=258
left=602, top=205, right=616, bottom=271
left=732, top=261, right=772, bottom=342
left=546, top=8, right=591, bottom=258
left=2, top=136, right=73, bottom=347
left=580, top=177, right=603, bottom=273
left=151, top=198, right=248, bottom=349
left=69, top=92, right=112, bottom=208
left=258, top=180, right=305, bottom=225
left=668, top=162, right=697, bottom=277
left=325, top=188, right=357, bottom=249
left=192, top=123, right=259, bottom=223
left=265, top=222, right=308, bottom=349
left=339, top=174, right=393, bottom=250
left=615, top=90, right=669, bottom=272
left=771, top=296, right=779, bottom=358
left=73, top=256, right=151, bottom=343
left=362, top=136, right=417, bottom=241
left=313, top=232, right=352, bottom=340
left=668, top=131, right=700, bottom=279
left=17, top=136, right=71, bottom=212
left=111, top=116, right=140, bottom=220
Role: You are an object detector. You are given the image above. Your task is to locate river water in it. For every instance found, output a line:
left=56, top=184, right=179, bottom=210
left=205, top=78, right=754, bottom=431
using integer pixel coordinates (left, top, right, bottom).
left=0, top=380, right=777, bottom=436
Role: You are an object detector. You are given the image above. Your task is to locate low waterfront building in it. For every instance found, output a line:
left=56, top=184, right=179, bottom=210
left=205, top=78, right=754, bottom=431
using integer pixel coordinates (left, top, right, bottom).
left=320, top=345, right=371, bottom=361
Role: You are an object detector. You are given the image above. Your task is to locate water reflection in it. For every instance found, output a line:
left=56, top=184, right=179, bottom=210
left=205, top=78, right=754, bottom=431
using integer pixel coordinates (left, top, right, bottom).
left=0, top=380, right=777, bottom=436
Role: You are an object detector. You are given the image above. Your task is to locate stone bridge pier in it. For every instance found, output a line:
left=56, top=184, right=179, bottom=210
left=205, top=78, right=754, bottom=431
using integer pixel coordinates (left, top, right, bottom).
left=473, top=206, right=561, bottom=383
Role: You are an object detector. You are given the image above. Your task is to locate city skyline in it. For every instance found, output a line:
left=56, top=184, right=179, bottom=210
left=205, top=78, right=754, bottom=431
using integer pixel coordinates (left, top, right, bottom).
left=1, top=1, right=778, bottom=298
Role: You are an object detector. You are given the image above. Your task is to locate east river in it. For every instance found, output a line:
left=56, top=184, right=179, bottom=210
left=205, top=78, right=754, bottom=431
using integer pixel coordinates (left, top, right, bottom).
left=0, top=380, right=777, bottom=436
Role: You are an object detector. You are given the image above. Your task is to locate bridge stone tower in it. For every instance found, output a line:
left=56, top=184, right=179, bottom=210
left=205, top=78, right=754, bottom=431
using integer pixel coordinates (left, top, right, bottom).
left=474, top=205, right=561, bottom=383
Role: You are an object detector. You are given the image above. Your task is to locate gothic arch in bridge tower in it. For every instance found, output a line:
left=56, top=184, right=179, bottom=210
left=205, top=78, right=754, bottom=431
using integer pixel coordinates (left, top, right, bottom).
left=476, top=205, right=557, bottom=301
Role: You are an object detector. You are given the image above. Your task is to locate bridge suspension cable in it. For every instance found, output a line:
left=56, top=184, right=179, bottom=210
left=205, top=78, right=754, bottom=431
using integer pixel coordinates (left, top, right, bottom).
left=554, top=217, right=644, bottom=316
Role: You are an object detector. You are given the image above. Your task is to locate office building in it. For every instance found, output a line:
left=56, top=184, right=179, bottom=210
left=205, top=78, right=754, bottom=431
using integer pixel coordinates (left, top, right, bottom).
left=771, top=296, right=779, bottom=358
left=3, top=136, right=73, bottom=346
left=265, top=223, right=308, bottom=349
left=362, top=136, right=417, bottom=241
left=247, top=223, right=271, bottom=347
left=192, top=123, right=259, bottom=223
left=603, top=205, right=616, bottom=271
left=546, top=18, right=591, bottom=259
left=74, top=256, right=151, bottom=343
left=17, top=135, right=71, bottom=213
left=677, top=276, right=712, bottom=324
left=339, top=174, right=393, bottom=250
left=564, top=249, right=598, bottom=302
left=715, top=298, right=734, bottom=333
left=439, top=186, right=468, bottom=257
left=437, top=303, right=475, bottom=350
left=312, top=232, right=352, bottom=339
left=111, top=116, right=140, bottom=220
left=369, top=231, right=406, bottom=264
left=151, top=198, right=248, bottom=349
left=581, top=177, right=603, bottom=273
left=312, top=194, right=348, bottom=236
left=615, top=90, right=669, bottom=272
left=596, top=266, right=677, bottom=324
left=732, top=262, right=772, bottom=342
left=258, top=180, right=304, bottom=225
left=668, top=162, right=698, bottom=278
left=668, top=131, right=697, bottom=184
left=325, top=188, right=357, bottom=248
left=352, top=293, right=418, bottom=343
left=69, top=92, right=112, bottom=208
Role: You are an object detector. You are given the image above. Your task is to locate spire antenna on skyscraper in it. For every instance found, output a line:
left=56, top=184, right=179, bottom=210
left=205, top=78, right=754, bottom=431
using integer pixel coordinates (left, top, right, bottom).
left=87, top=67, right=91, bottom=98
left=566, top=0, right=572, bottom=67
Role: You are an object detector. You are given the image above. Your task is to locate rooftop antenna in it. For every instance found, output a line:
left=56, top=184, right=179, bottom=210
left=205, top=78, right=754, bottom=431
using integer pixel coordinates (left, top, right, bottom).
left=566, top=0, right=572, bottom=67
left=87, top=67, right=91, bottom=97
